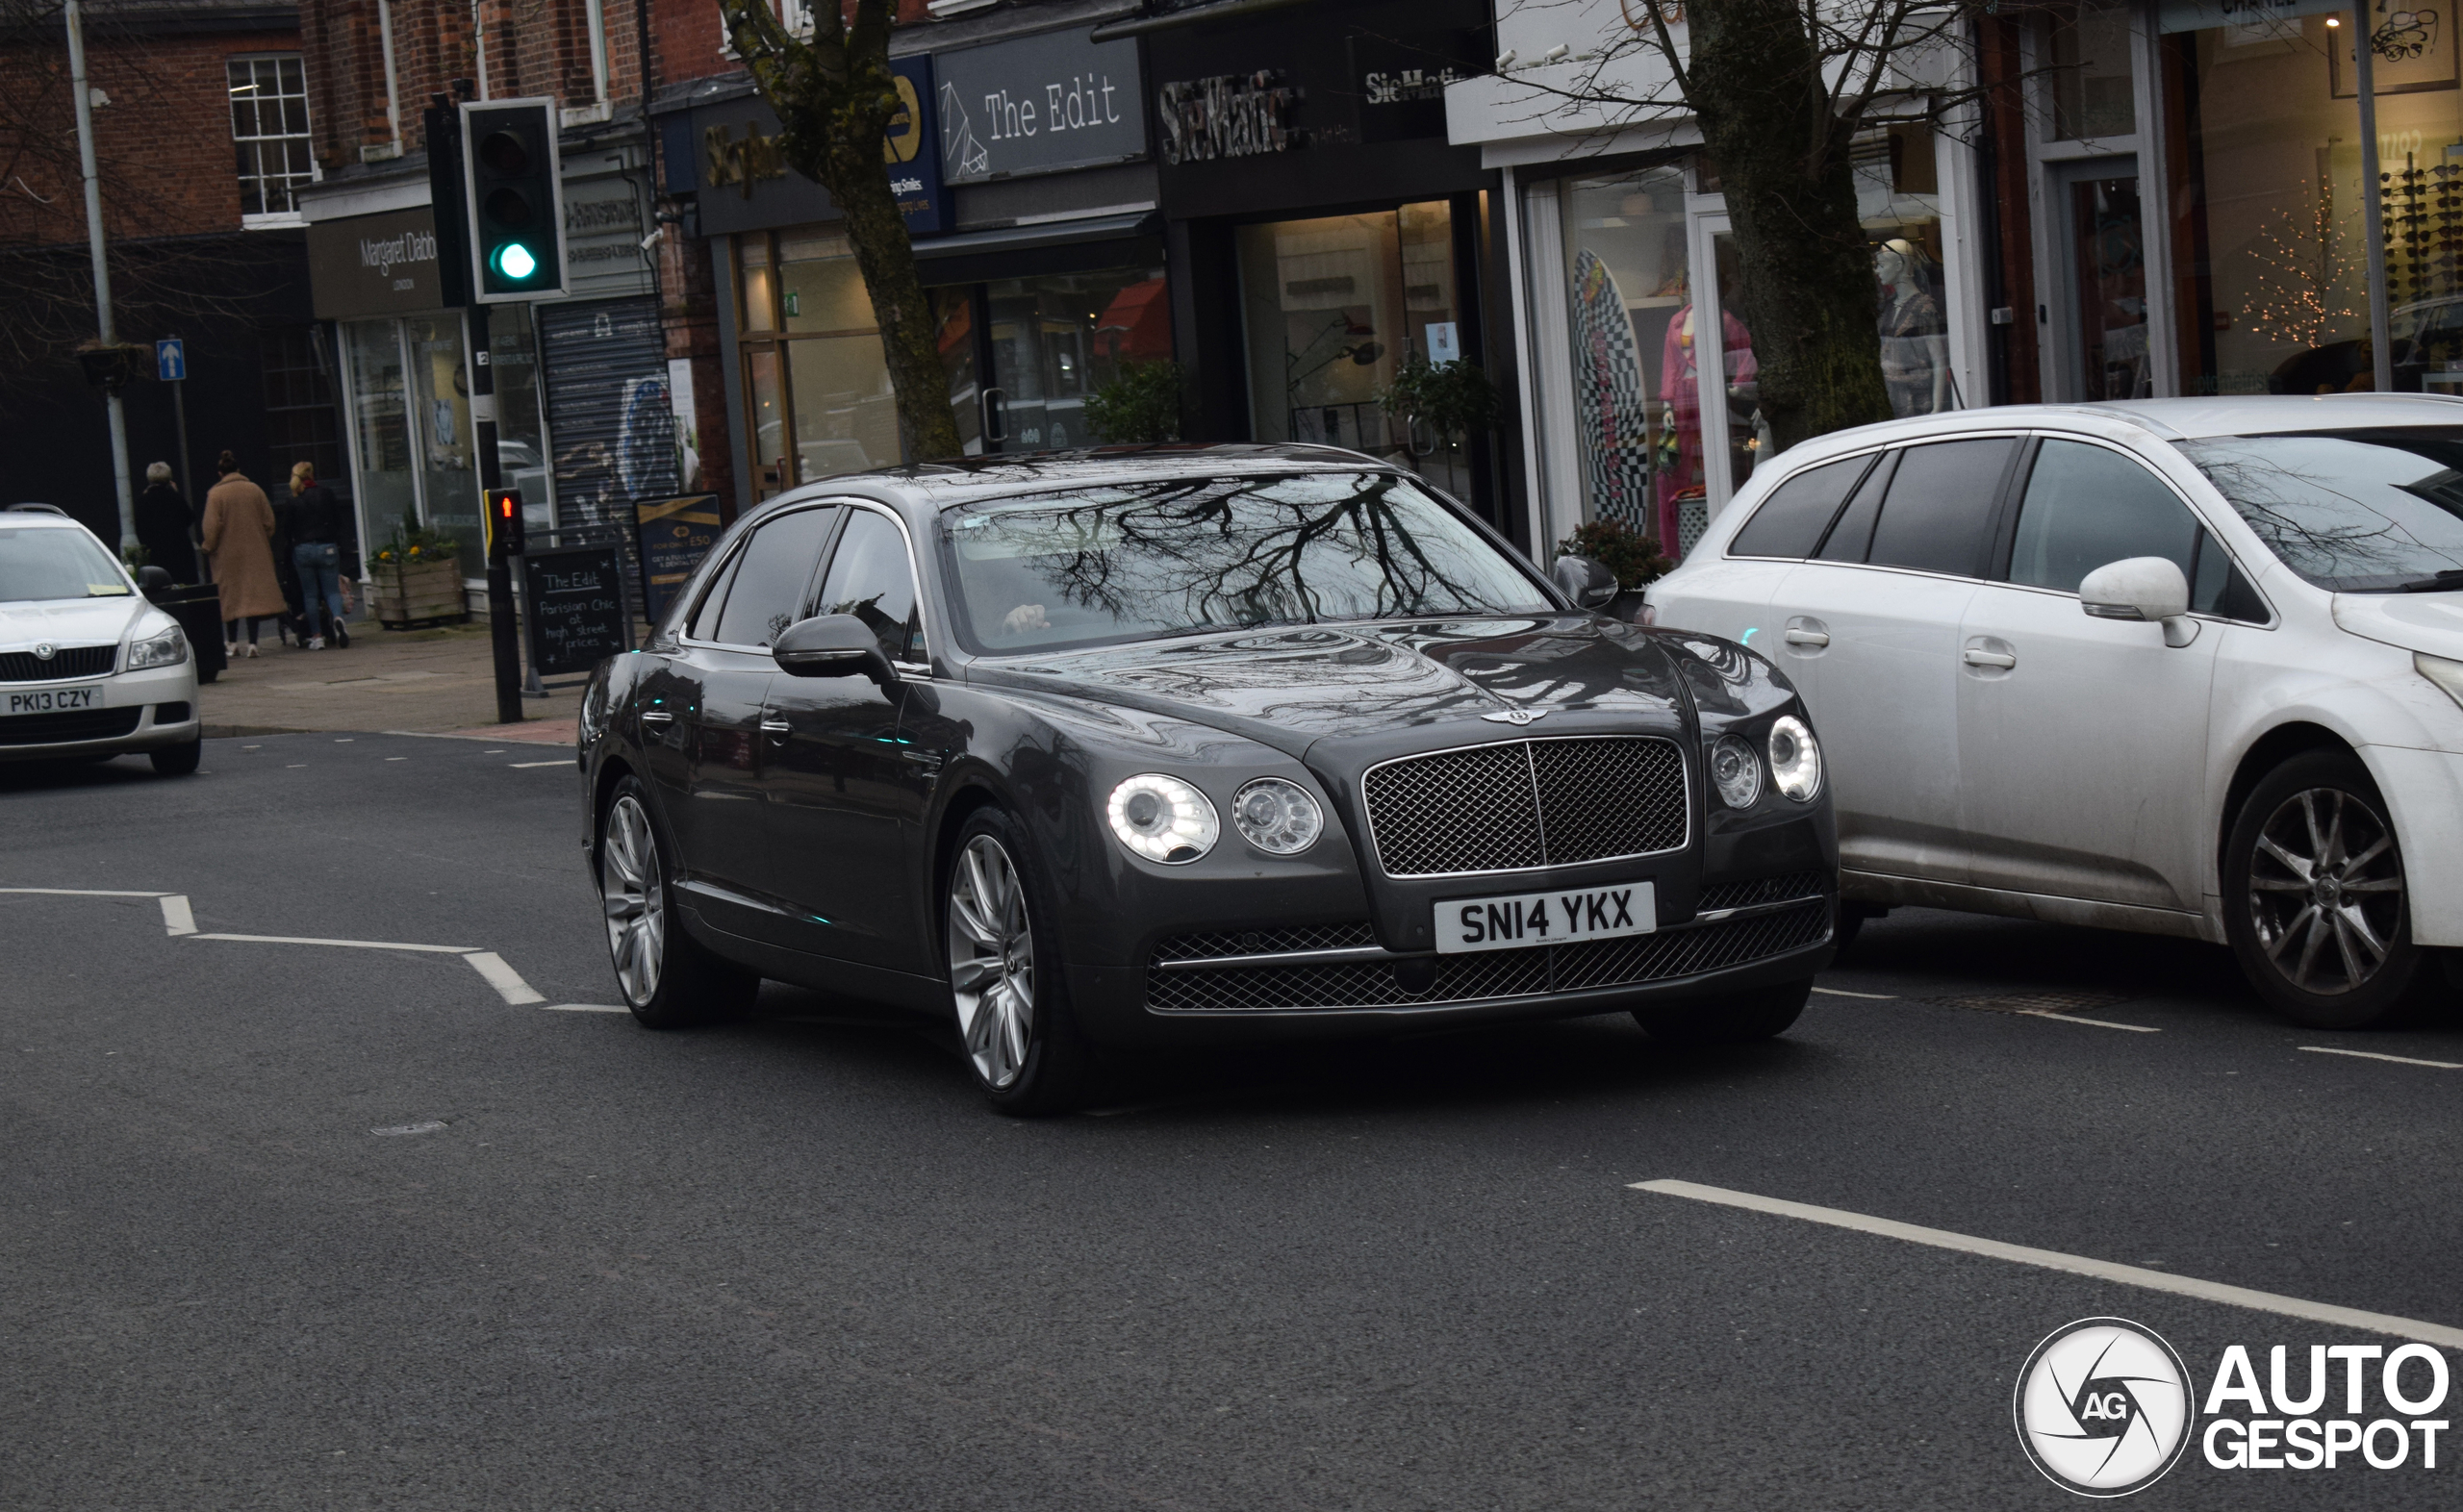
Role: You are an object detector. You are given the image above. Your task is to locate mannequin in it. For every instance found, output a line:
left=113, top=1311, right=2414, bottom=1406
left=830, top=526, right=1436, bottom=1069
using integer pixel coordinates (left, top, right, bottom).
left=1875, top=238, right=1950, bottom=416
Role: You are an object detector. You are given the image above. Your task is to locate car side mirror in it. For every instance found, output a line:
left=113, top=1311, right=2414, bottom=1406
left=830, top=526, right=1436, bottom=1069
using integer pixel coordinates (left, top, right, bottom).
left=2079, top=556, right=2199, bottom=647
left=1551, top=554, right=1619, bottom=610
left=138, top=565, right=171, bottom=592
left=772, top=613, right=898, bottom=686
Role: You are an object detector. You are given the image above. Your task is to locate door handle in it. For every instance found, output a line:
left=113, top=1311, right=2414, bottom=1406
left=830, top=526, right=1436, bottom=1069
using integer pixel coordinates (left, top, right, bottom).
left=759, top=717, right=790, bottom=736
left=638, top=709, right=675, bottom=725
left=1784, top=628, right=1830, bottom=647
left=982, top=386, right=1007, bottom=443
left=1963, top=647, right=2017, bottom=669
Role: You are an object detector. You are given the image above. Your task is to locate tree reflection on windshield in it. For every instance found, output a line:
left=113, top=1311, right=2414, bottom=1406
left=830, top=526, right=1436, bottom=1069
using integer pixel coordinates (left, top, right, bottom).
left=941, top=471, right=1551, bottom=653
left=2178, top=430, right=2463, bottom=592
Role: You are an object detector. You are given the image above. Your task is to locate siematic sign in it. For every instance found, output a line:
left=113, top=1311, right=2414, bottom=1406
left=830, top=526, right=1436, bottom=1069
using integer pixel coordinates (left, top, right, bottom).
left=935, top=28, right=1145, bottom=184
left=306, top=206, right=444, bottom=319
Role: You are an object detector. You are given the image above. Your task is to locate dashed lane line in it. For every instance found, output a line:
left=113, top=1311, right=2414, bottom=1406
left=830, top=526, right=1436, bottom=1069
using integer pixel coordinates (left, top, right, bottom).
left=2301, top=1045, right=2463, bottom=1071
left=1631, top=1177, right=2463, bottom=1348
left=508, top=760, right=571, bottom=769
left=189, top=931, right=477, bottom=953
left=160, top=895, right=196, bottom=936
left=542, top=1003, right=629, bottom=1013
left=465, top=951, right=546, bottom=1004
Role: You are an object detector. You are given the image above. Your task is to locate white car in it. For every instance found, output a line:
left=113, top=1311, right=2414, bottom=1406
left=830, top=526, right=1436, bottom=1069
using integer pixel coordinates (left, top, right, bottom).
left=1646, top=395, right=2463, bottom=1028
left=1, top=506, right=202, bottom=774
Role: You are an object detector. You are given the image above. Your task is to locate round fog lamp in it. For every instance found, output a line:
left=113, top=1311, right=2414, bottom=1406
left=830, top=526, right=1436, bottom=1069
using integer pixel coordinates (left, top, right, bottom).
left=1768, top=715, right=1821, bottom=802
left=1232, top=777, right=1323, bottom=855
left=1106, top=773, right=1219, bottom=864
left=1710, top=735, right=1762, bottom=809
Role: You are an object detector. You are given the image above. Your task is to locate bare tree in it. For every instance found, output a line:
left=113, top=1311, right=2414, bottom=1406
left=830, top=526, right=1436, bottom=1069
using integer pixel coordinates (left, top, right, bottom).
left=1498, top=0, right=2009, bottom=449
left=716, top=0, right=964, bottom=464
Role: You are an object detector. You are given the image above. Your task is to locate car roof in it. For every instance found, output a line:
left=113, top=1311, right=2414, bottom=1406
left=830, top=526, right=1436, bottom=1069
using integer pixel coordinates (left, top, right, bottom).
left=1, top=508, right=87, bottom=528
left=762, top=442, right=1395, bottom=516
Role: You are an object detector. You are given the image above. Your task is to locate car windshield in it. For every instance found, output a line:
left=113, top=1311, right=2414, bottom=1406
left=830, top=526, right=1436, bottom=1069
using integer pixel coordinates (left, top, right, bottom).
left=940, top=471, right=1551, bottom=653
left=0, top=525, right=132, bottom=603
left=2175, top=429, right=2463, bottom=592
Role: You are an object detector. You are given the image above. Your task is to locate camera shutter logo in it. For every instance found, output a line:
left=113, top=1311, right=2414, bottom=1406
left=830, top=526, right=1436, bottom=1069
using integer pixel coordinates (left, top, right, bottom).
left=2014, top=1318, right=2195, bottom=1497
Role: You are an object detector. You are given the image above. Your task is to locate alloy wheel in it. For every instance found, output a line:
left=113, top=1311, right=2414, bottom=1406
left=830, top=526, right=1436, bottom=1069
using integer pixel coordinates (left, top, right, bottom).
left=948, top=834, right=1034, bottom=1090
left=600, top=795, right=666, bottom=1005
left=2247, top=786, right=2404, bottom=996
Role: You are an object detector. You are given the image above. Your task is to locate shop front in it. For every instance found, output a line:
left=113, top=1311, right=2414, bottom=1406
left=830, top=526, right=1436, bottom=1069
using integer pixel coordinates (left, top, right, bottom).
left=1138, top=0, right=1512, bottom=534
left=672, top=19, right=1164, bottom=513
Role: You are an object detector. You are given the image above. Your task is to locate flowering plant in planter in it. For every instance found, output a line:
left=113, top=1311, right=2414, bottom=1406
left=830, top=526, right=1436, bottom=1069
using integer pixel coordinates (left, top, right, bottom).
left=369, top=507, right=460, bottom=567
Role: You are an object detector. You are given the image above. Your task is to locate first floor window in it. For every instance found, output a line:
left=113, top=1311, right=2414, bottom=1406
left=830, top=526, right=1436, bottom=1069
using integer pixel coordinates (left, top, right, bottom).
left=228, top=55, right=313, bottom=215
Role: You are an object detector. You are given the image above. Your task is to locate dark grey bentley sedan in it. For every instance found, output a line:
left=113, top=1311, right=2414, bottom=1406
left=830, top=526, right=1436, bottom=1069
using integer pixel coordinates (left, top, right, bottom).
left=578, top=446, right=1837, bottom=1112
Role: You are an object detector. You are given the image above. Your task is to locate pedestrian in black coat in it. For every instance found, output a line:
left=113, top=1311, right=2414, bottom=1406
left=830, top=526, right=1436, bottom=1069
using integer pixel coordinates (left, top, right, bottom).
left=135, top=463, right=200, bottom=583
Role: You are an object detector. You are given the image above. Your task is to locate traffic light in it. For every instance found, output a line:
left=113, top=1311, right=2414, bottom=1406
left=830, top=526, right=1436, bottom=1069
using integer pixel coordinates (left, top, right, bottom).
left=459, top=99, right=566, bottom=303
left=487, top=488, right=525, bottom=561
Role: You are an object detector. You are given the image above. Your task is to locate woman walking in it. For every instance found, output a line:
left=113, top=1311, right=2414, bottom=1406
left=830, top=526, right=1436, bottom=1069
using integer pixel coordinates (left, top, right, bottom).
left=284, top=462, right=350, bottom=648
left=134, top=463, right=200, bottom=583
left=200, top=451, right=285, bottom=658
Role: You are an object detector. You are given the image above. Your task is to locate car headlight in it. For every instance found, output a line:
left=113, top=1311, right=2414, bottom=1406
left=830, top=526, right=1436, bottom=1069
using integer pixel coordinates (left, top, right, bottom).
left=1106, top=773, right=1218, bottom=864
left=124, top=626, right=188, bottom=669
left=1710, top=734, right=1763, bottom=808
left=1232, top=776, right=1323, bottom=854
left=1767, top=715, right=1820, bottom=802
left=2421, top=652, right=2463, bottom=712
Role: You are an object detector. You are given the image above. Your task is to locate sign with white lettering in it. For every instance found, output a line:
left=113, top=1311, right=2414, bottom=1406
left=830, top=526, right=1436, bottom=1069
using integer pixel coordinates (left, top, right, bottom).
left=305, top=206, right=445, bottom=319
left=934, top=27, right=1145, bottom=185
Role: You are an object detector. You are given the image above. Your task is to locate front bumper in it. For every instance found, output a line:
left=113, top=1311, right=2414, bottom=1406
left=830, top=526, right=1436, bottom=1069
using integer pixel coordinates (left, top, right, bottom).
left=0, top=663, right=200, bottom=762
left=1063, top=881, right=1834, bottom=1045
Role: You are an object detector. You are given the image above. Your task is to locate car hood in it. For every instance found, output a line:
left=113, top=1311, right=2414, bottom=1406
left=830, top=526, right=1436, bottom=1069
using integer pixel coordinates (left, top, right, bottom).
left=970, top=615, right=1693, bottom=760
left=2331, top=591, right=2463, bottom=661
left=0, top=594, right=149, bottom=651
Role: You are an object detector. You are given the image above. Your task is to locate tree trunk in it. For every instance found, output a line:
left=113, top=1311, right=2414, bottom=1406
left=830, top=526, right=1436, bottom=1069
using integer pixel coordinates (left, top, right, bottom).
left=1686, top=0, right=1893, bottom=451
left=807, top=145, right=964, bottom=466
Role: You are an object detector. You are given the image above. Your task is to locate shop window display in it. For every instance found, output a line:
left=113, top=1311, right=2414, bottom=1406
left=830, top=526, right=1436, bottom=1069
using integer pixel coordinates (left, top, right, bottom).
left=344, top=321, right=414, bottom=533
left=409, top=315, right=481, bottom=569
left=987, top=268, right=1169, bottom=452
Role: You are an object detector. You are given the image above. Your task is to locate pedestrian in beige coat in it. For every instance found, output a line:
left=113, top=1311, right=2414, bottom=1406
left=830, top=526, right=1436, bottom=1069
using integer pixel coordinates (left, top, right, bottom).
left=202, top=451, right=286, bottom=658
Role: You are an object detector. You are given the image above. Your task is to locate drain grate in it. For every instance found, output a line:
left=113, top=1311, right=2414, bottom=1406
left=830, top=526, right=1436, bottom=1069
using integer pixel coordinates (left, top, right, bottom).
left=1931, top=990, right=2133, bottom=1017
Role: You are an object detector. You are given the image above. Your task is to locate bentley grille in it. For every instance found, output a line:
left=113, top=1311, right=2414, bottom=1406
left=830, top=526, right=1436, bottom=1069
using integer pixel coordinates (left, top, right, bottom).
left=1360, top=736, right=1688, bottom=877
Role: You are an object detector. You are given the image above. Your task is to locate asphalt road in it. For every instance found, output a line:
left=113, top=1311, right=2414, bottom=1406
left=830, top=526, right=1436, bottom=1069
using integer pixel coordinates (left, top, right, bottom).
left=6, top=732, right=2462, bottom=1509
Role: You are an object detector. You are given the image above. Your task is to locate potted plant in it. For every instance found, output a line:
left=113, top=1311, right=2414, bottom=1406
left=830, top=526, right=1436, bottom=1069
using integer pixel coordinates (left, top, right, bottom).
left=1084, top=361, right=1184, bottom=443
left=1556, top=516, right=1674, bottom=623
left=368, top=508, right=466, bottom=628
left=1378, top=353, right=1502, bottom=492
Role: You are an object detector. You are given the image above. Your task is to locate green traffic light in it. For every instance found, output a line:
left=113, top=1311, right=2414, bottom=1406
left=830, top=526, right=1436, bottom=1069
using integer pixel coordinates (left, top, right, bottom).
left=492, top=241, right=539, bottom=281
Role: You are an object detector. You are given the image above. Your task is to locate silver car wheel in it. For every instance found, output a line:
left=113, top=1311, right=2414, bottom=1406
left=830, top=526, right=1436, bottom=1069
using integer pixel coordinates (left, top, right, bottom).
left=600, top=794, right=666, bottom=1006
left=2247, top=786, right=2404, bottom=996
left=948, top=833, right=1034, bottom=1090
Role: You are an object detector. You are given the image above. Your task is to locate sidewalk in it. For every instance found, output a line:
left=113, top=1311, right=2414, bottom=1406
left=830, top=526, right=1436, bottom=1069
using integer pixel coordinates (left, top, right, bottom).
left=197, top=619, right=594, bottom=743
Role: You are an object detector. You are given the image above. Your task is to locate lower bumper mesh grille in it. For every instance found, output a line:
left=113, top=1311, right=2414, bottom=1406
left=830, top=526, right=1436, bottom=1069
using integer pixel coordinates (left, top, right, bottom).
left=1146, top=898, right=1831, bottom=1014
left=0, top=706, right=141, bottom=745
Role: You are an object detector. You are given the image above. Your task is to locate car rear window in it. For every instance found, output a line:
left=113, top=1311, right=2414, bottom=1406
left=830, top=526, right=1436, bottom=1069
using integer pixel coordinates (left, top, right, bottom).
left=1728, top=454, right=1874, bottom=559
left=1865, top=438, right=2016, bottom=577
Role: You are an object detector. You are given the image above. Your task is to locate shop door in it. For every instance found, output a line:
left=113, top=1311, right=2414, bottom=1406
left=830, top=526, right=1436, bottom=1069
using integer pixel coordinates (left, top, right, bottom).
left=2048, top=161, right=2152, bottom=401
left=981, top=268, right=1170, bottom=454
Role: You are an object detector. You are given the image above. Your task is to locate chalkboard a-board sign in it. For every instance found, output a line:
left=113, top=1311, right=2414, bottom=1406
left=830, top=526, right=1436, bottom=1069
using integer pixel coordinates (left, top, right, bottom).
left=521, top=544, right=632, bottom=676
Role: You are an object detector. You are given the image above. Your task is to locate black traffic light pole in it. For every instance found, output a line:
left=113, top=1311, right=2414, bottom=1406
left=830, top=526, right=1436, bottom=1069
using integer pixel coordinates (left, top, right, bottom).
left=473, top=324, right=523, bottom=726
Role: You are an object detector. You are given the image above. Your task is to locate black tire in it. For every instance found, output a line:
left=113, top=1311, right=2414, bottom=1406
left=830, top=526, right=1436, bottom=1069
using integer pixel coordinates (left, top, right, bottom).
left=2224, top=750, right=2426, bottom=1029
left=597, top=776, right=756, bottom=1028
left=149, top=738, right=202, bottom=775
left=1635, top=979, right=1811, bottom=1046
left=942, top=806, right=1097, bottom=1116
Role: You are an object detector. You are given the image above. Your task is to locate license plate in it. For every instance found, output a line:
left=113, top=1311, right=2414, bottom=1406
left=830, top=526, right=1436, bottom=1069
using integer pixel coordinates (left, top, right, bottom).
left=6, top=686, right=99, bottom=716
left=1435, top=881, right=1656, bottom=955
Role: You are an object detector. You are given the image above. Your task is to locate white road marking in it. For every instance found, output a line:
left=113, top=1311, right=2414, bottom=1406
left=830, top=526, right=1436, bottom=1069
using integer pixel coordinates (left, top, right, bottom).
left=2017, top=1009, right=2160, bottom=1033
left=541, top=1002, right=629, bottom=1013
left=508, top=760, right=569, bottom=769
left=158, top=895, right=196, bottom=936
left=385, top=757, right=407, bottom=762
left=1812, top=986, right=1895, bottom=999
left=463, top=951, right=546, bottom=1004
left=2300, top=1045, right=2463, bottom=1070
left=188, top=931, right=479, bottom=954
left=1632, top=1178, right=2463, bottom=1348
left=0, top=887, right=168, bottom=897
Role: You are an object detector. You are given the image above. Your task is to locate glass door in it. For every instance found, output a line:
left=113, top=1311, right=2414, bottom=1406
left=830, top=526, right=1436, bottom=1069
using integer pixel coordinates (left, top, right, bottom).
left=2053, top=161, right=2152, bottom=400
left=983, top=267, right=1170, bottom=453
left=343, top=319, right=417, bottom=541
left=406, top=315, right=481, bottom=571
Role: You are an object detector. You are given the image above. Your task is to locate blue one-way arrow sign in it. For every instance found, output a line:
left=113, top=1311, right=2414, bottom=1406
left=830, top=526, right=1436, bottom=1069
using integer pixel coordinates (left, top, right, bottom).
left=155, top=338, right=186, bottom=382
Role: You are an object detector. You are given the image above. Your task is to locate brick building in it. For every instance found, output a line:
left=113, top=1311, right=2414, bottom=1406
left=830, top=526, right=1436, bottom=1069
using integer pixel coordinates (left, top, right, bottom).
left=1, top=0, right=342, bottom=550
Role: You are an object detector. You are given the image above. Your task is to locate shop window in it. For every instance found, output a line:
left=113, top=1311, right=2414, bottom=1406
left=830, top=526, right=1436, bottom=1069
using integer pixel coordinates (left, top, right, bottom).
left=987, top=267, right=1169, bottom=452
left=2047, top=0, right=2138, bottom=141
left=260, top=327, right=344, bottom=498
left=408, top=315, right=480, bottom=568
left=344, top=321, right=414, bottom=532
left=1237, top=204, right=1462, bottom=492
left=2166, top=9, right=2463, bottom=397
left=227, top=55, right=314, bottom=216
left=1859, top=125, right=1955, bottom=418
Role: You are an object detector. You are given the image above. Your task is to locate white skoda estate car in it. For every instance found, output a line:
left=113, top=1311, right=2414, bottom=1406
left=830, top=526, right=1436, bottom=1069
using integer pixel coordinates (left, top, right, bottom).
left=1647, top=395, right=2463, bottom=1027
left=1, top=507, right=201, bottom=774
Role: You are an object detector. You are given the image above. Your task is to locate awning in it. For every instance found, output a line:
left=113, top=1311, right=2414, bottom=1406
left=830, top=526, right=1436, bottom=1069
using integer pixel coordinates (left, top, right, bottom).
left=911, top=211, right=1161, bottom=261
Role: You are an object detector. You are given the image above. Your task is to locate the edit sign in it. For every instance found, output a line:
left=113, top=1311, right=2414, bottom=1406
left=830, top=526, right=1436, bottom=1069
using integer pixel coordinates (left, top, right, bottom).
left=934, top=28, right=1145, bottom=184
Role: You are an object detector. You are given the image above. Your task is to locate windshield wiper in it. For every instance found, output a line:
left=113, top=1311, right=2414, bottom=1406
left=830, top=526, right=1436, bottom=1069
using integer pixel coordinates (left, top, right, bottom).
left=2392, top=568, right=2463, bottom=593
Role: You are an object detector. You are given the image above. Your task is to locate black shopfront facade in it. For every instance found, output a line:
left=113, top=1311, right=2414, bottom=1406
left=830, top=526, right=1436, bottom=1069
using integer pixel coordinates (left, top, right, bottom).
left=1133, top=0, right=1520, bottom=540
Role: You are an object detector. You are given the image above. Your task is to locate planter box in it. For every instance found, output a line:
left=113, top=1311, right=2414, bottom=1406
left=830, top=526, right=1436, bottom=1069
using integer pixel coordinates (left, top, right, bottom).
left=371, top=557, right=469, bottom=628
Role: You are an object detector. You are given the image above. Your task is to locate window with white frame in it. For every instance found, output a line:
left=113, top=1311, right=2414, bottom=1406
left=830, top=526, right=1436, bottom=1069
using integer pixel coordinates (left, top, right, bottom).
left=228, top=55, right=314, bottom=216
